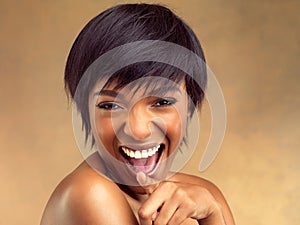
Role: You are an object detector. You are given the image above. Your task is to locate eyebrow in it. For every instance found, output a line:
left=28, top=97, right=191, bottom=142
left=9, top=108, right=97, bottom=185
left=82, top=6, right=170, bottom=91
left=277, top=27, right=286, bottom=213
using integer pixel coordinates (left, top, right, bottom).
left=147, top=85, right=183, bottom=96
left=93, top=89, right=125, bottom=99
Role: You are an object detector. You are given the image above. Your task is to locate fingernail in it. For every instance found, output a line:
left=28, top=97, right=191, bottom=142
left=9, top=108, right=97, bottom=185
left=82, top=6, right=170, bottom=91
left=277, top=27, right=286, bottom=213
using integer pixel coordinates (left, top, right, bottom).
left=151, top=211, right=158, bottom=221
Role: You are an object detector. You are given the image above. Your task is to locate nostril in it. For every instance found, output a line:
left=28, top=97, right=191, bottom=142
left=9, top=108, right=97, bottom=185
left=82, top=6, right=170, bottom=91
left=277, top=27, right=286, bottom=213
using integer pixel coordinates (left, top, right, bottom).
left=123, top=116, right=152, bottom=140
left=123, top=104, right=154, bottom=140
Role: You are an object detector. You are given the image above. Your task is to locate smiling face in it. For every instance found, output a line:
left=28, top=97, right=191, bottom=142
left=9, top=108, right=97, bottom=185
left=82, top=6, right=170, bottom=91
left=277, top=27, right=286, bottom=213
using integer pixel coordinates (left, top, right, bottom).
left=89, top=77, right=190, bottom=184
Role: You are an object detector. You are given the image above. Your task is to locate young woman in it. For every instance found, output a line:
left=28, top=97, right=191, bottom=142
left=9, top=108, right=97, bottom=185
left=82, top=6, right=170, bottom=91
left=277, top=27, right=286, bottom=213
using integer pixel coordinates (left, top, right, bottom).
left=41, top=3, right=235, bottom=225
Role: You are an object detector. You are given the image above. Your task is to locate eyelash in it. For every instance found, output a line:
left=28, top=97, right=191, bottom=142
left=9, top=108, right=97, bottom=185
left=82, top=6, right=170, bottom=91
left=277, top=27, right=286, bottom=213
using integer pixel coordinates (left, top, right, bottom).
left=96, top=98, right=177, bottom=111
left=96, top=102, right=123, bottom=110
left=152, top=98, right=177, bottom=107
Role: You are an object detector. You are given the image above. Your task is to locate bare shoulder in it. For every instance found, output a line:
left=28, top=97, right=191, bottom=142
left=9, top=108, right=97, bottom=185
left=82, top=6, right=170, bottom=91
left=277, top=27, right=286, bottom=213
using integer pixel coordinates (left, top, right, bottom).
left=170, top=173, right=223, bottom=195
left=170, top=173, right=235, bottom=225
left=40, top=161, right=138, bottom=225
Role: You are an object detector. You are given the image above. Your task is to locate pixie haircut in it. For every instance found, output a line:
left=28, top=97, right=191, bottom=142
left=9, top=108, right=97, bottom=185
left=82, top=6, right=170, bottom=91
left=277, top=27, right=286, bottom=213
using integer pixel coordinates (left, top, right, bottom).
left=64, top=3, right=207, bottom=143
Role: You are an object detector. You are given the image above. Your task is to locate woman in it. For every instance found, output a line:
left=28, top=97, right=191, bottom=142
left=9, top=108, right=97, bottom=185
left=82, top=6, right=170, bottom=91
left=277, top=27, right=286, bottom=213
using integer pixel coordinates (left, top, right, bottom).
left=41, top=3, right=235, bottom=225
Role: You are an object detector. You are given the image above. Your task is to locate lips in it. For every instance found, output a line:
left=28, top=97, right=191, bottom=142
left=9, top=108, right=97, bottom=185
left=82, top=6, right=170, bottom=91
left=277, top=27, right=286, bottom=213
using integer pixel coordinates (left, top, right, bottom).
left=119, top=144, right=164, bottom=174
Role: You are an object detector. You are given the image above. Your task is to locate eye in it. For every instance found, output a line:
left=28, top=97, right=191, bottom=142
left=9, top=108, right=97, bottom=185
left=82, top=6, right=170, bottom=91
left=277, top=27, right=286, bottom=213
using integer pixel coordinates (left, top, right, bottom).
left=152, top=98, right=177, bottom=107
left=96, top=102, right=123, bottom=110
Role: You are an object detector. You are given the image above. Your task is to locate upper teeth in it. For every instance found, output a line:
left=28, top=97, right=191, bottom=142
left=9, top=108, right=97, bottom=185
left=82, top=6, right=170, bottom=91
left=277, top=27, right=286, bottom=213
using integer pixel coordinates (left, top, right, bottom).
left=121, top=145, right=160, bottom=159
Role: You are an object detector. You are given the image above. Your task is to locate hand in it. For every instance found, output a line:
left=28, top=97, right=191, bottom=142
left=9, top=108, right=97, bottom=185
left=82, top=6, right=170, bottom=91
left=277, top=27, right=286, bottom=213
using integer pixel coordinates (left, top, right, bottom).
left=136, top=172, right=226, bottom=225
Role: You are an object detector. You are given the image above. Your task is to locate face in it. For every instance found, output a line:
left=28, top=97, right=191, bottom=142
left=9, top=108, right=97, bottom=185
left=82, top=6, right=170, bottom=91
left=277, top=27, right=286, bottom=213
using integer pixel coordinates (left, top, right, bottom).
left=89, top=77, right=190, bottom=185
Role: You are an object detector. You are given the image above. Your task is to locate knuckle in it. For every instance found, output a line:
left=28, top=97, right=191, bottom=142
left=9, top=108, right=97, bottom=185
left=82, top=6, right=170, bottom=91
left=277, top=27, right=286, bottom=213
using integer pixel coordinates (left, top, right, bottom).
left=212, top=201, right=223, bottom=213
left=204, top=188, right=215, bottom=199
left=163, top=181, right=175, bottom=190
left=138, top=207, right=150, bottom=219
left=187, top=199, right=197, bottom=209
left=198, top=186, right=214, bottom=201
left=182, top=200, right=197, bottom=215
left=174, top=188, right=185, bottom=198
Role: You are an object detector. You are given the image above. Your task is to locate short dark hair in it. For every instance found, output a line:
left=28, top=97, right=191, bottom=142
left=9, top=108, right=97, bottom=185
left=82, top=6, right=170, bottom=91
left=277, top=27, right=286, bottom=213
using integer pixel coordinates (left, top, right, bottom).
left=64, top=3, right=207, bottom=142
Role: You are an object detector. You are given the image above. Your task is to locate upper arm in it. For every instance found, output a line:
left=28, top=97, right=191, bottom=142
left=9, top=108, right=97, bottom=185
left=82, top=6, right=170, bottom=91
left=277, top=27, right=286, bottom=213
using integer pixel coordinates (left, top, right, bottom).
left=41, top=170, right=139, bottom=225
left=193, top=176, right=235, bottom=225
left=201, top=179, right=235, bottom=225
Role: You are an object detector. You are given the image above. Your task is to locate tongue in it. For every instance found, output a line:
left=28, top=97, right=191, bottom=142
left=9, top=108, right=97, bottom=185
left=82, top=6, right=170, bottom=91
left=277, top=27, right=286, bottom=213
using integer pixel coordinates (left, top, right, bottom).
left=127, top=152, right=159, bottom=170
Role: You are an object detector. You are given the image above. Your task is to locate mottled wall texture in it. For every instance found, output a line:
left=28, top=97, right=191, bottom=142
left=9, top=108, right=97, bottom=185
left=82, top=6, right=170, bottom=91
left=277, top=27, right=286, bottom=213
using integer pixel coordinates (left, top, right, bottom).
left=0, top=0, right=299, bottom=224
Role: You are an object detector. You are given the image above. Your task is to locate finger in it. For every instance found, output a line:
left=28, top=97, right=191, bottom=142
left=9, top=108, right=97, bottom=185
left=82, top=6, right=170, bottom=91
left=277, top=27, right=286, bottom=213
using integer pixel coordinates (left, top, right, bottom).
left=167, top=206, right=190, bottom=225
left=153, top=196, right=179, bottom=225
left=137, top=173, right=164, bottom=225
left=139, top=181, right=178, bottom=225
left=137, top=172, right=161, bottom=225
left=139, top=206, right=160, bottom=225
left=139, top=204, right=159, bottom=225
left=136, top=172, right=159, bottom=195
left=139, top=217, right=152, bottom=225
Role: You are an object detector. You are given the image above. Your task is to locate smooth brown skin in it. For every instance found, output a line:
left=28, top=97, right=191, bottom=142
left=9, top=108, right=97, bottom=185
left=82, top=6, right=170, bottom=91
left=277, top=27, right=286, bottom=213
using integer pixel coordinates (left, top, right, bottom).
left=41, top=81, right=235, bottom=224
left=41, top=154, right=235, bottom=225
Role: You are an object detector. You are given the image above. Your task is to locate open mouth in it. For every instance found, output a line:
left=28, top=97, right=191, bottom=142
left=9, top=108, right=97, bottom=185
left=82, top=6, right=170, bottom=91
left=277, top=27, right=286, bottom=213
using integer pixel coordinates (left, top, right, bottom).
left=119, top=144, right=165, bottom=174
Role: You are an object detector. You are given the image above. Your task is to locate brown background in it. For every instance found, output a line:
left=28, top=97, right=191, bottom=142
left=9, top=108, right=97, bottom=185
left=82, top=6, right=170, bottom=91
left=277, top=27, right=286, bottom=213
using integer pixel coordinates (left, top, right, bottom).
left=1, top=0, right=299, bottom=224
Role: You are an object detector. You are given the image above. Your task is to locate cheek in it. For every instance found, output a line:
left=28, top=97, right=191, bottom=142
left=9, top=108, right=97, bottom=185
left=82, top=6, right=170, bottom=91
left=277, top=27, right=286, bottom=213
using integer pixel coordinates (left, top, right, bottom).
left=163, top=109, right=187, bottom=149
left=94, top=115, right=116, bottom=149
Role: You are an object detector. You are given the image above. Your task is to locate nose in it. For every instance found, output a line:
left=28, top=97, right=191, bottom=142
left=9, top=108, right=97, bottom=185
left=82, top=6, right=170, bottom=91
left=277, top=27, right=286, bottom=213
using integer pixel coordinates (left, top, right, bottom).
left=123, top=103, right=152, bottom=140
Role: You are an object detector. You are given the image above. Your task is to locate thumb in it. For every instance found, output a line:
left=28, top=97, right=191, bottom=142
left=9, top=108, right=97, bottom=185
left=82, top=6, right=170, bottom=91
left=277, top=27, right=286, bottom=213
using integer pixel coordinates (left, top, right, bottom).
left=136, top=172, right=159, bottom=195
